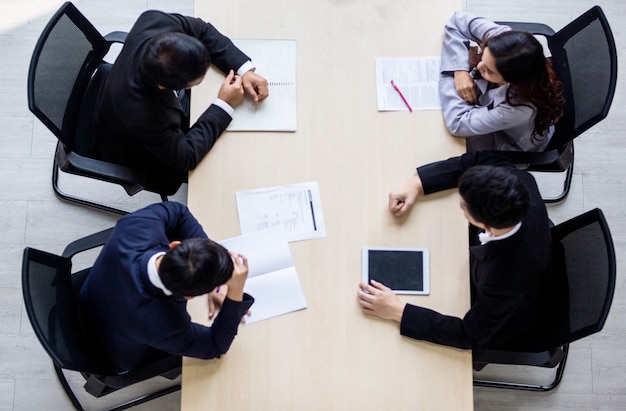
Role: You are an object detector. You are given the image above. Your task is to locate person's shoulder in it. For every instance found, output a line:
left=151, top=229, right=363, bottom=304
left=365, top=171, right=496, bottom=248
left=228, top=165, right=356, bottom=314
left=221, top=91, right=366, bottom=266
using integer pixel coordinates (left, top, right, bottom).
left=137, top=9, right=170, bottom=21
left=131, top=10, right=183, bottom=32
left=123, top=202, right=186, bottom=219
left=136, top=10, right=188, bottom=25
left=126, top=10, right=181, bottom=44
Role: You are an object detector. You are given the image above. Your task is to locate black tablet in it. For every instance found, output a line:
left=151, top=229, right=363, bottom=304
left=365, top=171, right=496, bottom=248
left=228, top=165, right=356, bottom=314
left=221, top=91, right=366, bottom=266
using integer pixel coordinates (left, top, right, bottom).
left=362, top=247, right=430, bottom=295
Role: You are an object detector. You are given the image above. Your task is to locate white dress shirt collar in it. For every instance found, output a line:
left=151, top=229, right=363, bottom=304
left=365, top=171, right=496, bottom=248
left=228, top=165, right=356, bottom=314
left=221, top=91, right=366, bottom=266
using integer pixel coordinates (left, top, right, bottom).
left=478, top=222, right=522, bottom=245
left=147, top=251, right=172, bottom=296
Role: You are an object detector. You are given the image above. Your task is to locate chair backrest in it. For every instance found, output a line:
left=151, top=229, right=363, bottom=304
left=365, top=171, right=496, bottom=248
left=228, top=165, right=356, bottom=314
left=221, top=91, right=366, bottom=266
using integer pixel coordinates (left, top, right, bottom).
left=27, top=1, right=109, bottom=152
left=22, top=247, right=113, bottom=375
left=74, top=62, right=113, bottom=156
left=546, top=6, right=618, bottom=150
left=550, top=208, right=616, bottom=346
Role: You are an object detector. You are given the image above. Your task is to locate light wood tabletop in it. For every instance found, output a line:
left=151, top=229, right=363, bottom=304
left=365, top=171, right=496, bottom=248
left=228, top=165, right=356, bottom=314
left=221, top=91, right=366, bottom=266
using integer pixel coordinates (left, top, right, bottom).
left=184, top=0, right=471, bottom=409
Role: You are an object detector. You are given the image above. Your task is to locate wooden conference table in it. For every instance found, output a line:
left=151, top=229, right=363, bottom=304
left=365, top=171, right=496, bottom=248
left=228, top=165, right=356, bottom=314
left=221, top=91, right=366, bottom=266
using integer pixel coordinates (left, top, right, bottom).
left=184, top=0, right=471, bottom=410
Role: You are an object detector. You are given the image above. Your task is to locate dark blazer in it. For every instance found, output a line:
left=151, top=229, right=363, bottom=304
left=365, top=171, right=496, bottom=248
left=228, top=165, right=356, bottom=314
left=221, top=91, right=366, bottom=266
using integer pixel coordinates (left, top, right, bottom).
left=93, top=11, right=250, bottom=192
left=79, top=201, right=254, bottom=371
left=400, top=152, right=553, bottom=351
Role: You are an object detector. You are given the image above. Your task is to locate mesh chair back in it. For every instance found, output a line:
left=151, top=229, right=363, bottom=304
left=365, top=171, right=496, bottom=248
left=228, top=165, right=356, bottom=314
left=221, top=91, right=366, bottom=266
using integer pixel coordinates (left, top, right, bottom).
left=547, top=6, right=618, bottom=150
left=551, top=208, right=616, bottom=345
left=22, top=248, right=112, bottom=375
left=27, top=1, right=109, bottom=152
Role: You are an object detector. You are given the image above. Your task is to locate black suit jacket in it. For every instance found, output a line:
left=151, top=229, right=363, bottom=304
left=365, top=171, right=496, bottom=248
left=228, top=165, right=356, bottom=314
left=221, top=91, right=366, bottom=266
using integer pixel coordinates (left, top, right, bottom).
left=79, top=202, right=254, bottom=371
left=399, top=152, right=553, bottom=351
left=93, top=11, right=250, bottom=192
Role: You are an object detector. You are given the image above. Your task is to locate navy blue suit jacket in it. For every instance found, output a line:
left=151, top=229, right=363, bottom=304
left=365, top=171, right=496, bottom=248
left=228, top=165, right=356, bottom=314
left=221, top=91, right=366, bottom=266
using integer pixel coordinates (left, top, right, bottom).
left=93, top=11, right=250, bottom=192
left=79, top=202, right=254, bottom=371
left=399, top=152, right=553, bottom=351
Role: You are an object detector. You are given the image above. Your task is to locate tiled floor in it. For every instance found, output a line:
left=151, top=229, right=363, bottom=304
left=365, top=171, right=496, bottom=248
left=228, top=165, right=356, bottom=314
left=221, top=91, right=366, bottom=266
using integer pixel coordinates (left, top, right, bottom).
left=1, top=0, right=624, bottom=410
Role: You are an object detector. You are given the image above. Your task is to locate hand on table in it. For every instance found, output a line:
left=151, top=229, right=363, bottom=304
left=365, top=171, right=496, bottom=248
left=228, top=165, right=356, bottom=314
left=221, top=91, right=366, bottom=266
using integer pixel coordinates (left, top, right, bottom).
left=218, top=70, right=245, bottom=108
left=242, top=70, right=269, bottom=103
left=388, top=174, right=423, bottom=217
left=357, top=280, right=405, bottom=323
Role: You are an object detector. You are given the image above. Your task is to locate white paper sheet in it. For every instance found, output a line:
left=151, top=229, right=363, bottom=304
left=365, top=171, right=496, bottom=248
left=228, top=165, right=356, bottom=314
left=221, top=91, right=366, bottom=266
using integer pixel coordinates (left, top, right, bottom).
left=242, top=267, right=305, bottom=324
left=235, top=181, right=326, bottom=242
left=220, top=228, right=307, bottom=324
left=375, top=56, right=441, bottom=111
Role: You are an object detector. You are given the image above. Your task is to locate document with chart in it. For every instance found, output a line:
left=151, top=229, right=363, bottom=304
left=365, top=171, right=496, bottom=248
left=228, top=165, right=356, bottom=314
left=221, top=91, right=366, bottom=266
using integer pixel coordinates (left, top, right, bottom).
left=227, top=39, right=297, bottom=131
left=219, top=227, right=307, bottom=324
left=235, top=181, right=326, bottom=242
left=375, top=56, right=441, bottom=111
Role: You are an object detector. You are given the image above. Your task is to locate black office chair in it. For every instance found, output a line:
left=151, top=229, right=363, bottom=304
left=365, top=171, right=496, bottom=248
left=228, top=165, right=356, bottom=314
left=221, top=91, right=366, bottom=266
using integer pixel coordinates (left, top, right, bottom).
left=473, top=208, right=616, bottom=391
left=494, top=6, right=618, bottom=203
left=27, top=2, right=179, bottom=215
left=22, top=229, right=181, bottom=410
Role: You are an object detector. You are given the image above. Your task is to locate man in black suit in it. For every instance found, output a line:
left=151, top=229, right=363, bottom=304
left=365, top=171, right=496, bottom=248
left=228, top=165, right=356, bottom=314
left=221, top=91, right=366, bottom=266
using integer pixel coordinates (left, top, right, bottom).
left=79, top=201, right=254, bottom=372
left=357, top=152, right=553, bottom=351
left=93, top=10, right=269, bottom=193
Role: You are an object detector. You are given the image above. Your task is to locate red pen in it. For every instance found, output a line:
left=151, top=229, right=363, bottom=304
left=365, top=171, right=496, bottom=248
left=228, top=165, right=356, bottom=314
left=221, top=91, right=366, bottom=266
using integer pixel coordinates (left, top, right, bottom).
left=390, top=79, right=413, bottom=112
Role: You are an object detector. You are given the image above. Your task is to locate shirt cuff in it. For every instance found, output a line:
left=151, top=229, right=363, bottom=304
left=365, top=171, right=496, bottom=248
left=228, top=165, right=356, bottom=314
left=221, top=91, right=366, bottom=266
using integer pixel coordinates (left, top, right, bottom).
left=212, top=98, right=235, bottom=118
left=237, top=60, right=256, bottom=77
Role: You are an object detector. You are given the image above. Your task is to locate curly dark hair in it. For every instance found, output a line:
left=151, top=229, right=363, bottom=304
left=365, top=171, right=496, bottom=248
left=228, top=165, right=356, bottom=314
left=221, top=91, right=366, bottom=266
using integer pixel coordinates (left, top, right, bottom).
left=483, top=30, right=565, bottom=140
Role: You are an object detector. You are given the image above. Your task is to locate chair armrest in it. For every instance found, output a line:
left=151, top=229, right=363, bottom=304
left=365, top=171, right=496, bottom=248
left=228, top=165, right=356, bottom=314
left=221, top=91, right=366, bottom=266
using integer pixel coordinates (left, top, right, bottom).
left=98, top=355, right=182, bottom=390
left=104, top=31, right=127, bottom=44
left=67, top=151, right=146, bottom=184
left=56, top=146, right=147, bottom=187
left=496, top=22, right=555, bottom=36
left=488, top=148, right=561, bottom=167
left=473, top=347, right=565, bottom=367
left=62, top=228, right=115, bottom=259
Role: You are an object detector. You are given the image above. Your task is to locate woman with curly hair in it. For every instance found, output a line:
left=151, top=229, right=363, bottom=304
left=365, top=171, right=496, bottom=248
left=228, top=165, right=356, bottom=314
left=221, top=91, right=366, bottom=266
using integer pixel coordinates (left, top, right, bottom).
left=440, top=12, right=564, bottom=152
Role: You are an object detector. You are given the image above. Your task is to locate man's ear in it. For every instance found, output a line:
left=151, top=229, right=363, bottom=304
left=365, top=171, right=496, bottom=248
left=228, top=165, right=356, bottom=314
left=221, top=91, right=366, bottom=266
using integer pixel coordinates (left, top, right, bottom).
left=169, top=241, right=182, bottom=249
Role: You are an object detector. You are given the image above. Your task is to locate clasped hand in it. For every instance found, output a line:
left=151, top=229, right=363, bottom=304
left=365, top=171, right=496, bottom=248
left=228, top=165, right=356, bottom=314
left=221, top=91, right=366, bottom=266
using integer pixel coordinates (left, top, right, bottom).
left=217, top=70, right=269, bottom=108
left=242, top=70, right=269, bottom=103
left=217, top=70, right=245, bottom=108
left=388, top=174, right=423, bottom=217
left=454, top=70, right=479, bottom=104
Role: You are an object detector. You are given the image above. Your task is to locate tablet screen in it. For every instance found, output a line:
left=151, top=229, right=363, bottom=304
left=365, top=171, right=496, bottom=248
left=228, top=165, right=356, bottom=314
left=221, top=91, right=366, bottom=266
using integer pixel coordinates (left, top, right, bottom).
left=362, top=247, right=430, bottom=295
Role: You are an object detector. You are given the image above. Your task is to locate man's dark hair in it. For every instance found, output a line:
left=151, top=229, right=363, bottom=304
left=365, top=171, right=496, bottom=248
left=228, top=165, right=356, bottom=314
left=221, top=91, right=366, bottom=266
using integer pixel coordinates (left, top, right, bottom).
left=140, top=32, right=210, bottom=90
left=458, top=165, right=530, bottom=229
left=159, top=238, right=233, bottom=297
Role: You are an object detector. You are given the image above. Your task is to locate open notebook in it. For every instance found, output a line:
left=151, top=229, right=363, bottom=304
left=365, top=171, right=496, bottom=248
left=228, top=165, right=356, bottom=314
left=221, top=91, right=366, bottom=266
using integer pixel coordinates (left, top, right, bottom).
left=227, top=39, right=297, bottom=131
left=219, top=227, right=307, bottom=324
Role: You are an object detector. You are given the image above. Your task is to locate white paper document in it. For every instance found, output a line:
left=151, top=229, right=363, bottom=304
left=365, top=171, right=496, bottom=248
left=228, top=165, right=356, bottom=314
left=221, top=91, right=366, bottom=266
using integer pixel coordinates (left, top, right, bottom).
left=219, top=227, right=307, bottom=325
left=235, top=181, right=326, bottom=242
left=375, top=56, right=441, bottom=111
left=228, top=39, right=297, bottom=131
